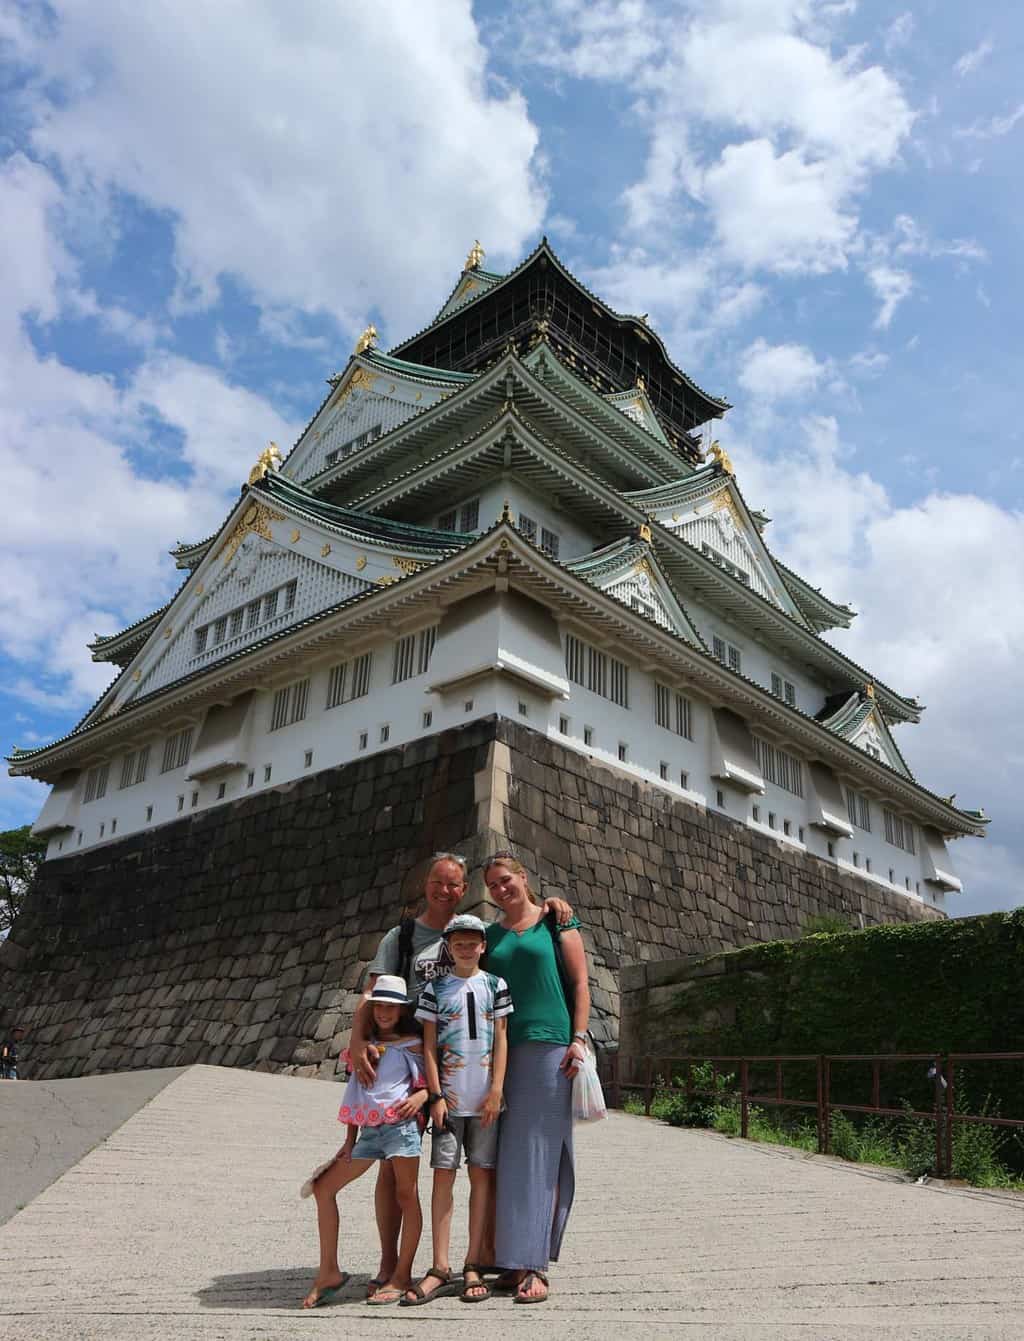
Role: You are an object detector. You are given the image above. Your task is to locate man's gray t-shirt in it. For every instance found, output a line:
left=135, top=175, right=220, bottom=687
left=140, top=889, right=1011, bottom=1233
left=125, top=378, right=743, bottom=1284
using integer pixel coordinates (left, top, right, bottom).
left=368, top=919, right=455, bottom=999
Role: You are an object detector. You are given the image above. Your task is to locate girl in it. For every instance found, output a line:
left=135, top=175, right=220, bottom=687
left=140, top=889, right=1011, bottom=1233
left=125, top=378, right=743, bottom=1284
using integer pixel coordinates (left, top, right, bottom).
left=301, top=975, right=428, bottom=1309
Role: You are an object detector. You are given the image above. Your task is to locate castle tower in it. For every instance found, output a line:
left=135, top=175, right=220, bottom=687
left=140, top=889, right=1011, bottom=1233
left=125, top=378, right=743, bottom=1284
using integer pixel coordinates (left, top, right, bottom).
left=3, top=241, right=987, bottom=1078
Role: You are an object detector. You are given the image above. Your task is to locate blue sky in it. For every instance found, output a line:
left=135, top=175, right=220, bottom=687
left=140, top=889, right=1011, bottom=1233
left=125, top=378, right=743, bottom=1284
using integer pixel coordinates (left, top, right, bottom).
left=0, top=0, right=1020, bottom=914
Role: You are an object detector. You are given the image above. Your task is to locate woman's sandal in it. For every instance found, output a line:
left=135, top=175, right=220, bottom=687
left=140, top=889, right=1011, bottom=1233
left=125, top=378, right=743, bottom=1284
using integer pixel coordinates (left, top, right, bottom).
left=398, top=1266, right=457, bottom=1307
left=460, top=1264, right=492, bottom=1303
left=514, top=1270, right=549, bottom=1304
left=491, top=1270, right=519, bottom=1294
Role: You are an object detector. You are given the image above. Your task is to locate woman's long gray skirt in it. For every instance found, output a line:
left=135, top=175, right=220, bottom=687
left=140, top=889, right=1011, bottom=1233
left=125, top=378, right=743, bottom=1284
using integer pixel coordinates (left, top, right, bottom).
left=495, top=1042, right=575, bottom=1272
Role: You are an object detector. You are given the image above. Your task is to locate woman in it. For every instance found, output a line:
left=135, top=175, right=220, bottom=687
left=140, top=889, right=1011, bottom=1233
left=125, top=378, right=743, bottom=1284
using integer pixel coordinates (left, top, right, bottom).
left=483, top=853, right=591, bottom=1305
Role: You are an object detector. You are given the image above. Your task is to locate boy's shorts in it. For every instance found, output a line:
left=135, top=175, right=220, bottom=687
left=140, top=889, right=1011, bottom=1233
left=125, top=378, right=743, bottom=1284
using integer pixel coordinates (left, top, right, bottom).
left=430, top=1114, right=498, bottom=1170
left=351, top=1118, right=422, bottom=1161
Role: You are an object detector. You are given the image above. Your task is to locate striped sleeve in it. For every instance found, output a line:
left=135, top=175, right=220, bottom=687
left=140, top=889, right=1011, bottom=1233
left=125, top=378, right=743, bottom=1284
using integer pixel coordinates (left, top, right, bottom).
left=414, top=982, right=439, bottom=1024
left=491, top=975, right=513, bottom=1018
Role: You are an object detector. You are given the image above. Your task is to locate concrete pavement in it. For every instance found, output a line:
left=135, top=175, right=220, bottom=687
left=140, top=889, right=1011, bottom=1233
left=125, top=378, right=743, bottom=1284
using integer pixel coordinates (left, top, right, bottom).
left=0, top=1064, right=1021, bottom=1339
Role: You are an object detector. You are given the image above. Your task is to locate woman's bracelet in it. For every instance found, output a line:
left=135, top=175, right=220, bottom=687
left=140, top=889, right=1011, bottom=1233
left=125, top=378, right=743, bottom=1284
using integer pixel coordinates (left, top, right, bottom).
left=572, top=1030, right=588, bottom=1043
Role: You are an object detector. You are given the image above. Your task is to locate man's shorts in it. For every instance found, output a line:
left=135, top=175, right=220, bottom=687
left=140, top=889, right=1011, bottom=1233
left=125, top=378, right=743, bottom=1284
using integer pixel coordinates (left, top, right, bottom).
left=430, top=1114, right=499, bottom=1170
left=351, top=1118, right=422, bottom=1161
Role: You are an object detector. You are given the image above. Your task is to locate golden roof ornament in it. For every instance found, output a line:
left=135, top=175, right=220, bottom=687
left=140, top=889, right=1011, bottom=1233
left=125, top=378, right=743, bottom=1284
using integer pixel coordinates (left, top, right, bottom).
left=354, top=324, right=378, bottom=355
left=708, top=440, right=734, bottom=476
left=248, top=441, right=282, bottom=485
left=638, top=523, right=652, bottom=543
left=865, top=681, right=876, bottom=699
left=464, top=239, right=485, bottom=271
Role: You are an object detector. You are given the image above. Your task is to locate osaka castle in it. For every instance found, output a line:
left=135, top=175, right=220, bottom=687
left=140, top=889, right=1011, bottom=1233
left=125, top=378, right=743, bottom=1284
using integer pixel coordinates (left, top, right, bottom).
left=11, top=239, right=986, bottom=907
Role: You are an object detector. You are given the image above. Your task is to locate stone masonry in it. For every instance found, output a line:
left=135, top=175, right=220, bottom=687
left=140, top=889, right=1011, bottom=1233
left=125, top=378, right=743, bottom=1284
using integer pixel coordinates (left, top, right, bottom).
left=0, top=716, right=941, bottom=1080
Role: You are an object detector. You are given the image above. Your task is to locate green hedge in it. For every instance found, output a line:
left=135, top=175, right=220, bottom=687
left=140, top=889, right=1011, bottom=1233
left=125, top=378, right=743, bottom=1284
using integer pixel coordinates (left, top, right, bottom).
left=656, top=909, right=1024, bottom=1119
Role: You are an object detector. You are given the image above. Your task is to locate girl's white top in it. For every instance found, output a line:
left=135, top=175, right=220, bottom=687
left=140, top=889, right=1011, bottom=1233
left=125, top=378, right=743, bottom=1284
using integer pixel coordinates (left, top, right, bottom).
left=338, top=1038, right=424, bottom=1127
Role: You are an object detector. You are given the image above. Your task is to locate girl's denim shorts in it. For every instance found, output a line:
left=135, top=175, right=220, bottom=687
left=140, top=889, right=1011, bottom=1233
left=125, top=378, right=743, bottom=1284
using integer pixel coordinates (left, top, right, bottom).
left=351, top=1117, right=422, bottom=1161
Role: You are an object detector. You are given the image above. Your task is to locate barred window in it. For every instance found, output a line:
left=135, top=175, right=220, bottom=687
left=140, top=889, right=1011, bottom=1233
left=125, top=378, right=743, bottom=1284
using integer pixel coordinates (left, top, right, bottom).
left=283, top=580, right=297, bottom=611
left=160, top=728, right=192, bottom=774
left=246, top=599, right=261, bottom=630
left=350, top=651, right=373, bottom=699
left=540, top=527, right=560, bottom=560
left=393, top=634, right=416, bottom=684
left=269, top=678, right=310, bottom=732
left=565, top=634, right=585, bottom=685
left=753, top=736, right=803, bottom=797
left=519, top=513, right=537, bottom=542
left=587, top=646, right=607, bottom=697
left=194, top=581, right=298, bottom=657
left=326, top=661, right=347, bottom=709
left=883, top=809, right=915, bottom=853
left=212, top=616, right=227, bottom=647
left=417, top=625, right=437, bottom=675
left=438, top=508, right=457, bottom=531
left=263, top=590, right=279, bottom=621
left=229, top=608, right=244, bottom=638
left=609, top=658, right=629, bottom=708
left=459, top=499, right=479, bottom=532
left=118, top=745, right=150, bottom=790
left=846, top=787, right=871, bottom=832
left=713, top=634, right=742, bottom=672
left=655, top=682, right=692, bottom=739
left=771, top=671, right=797, bottom=705
left=194, top=627, right=208, bottom=655
left=83, top=762, right=109, bottom=804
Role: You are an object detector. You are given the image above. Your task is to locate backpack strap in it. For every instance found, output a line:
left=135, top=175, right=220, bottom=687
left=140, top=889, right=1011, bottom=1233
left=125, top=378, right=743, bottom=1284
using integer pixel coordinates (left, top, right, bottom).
left=397, top=916, right=415, bottom=986
left=545, top=910, right=575, bottom=1014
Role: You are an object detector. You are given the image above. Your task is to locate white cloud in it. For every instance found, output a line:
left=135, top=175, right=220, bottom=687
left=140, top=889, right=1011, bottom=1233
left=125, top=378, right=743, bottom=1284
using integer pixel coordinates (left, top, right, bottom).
left=954, top=38, right=994, bottom=80
left=866, top=264, right=913, bottom=328
left=704, top=139, right=857, bottom=273
left=883, top=12, right=914, bottom=54
left=20, top=1, right=546, bottom=341
left=738, top=338, right=826, bottom=401
left=955, top=103, right=1024, bottom=140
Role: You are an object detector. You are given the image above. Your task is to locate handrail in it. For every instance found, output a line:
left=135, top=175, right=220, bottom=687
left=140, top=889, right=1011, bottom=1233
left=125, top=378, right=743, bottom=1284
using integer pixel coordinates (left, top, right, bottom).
left=601, top=1051, right=1024, bottom=1177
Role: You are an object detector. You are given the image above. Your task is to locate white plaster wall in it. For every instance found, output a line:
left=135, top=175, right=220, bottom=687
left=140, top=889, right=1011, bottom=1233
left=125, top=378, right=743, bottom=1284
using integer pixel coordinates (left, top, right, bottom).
left=412, top=481, right=599, bottom=560
left=40, top=611, right=953, bottom=912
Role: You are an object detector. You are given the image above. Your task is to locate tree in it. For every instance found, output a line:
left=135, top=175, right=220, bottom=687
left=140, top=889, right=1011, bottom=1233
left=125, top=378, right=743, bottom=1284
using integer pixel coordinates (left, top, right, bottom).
left=0, top=826, right=48, bottom=935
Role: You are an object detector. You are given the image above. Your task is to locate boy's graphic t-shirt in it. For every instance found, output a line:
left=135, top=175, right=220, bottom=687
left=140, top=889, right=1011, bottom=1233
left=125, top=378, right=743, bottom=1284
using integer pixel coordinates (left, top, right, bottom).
left=416, top=971, right=513, bottom=1116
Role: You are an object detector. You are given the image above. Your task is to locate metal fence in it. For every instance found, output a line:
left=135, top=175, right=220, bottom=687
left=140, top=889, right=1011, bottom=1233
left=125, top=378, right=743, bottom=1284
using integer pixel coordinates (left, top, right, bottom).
left=602, top=1051, right=1024, bottom=1178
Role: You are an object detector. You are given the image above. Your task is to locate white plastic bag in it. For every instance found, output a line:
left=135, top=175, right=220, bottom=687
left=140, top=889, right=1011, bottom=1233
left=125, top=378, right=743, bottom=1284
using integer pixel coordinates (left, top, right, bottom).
left=572, top=1036, right=607, bottom=1123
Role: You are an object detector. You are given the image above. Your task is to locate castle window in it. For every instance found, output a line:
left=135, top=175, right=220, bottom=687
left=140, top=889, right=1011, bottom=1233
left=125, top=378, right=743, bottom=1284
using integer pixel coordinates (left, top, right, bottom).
left=540, top=527, right=560, bottom=559
left=518, top=701, right=528, bottom=716
left=246, top=771, right=254, bottom=788
left=716, top=789, right=726, bottom=808
left=463, top=699, right=474, bottom=712
left=846, top=788, right=871, bottom=832
left=195, top=627, right=208, bottom=655
left=459, top=499, right=479, bottom=532
left=883, top=809, right=916, bottom=854
left=217, top=782, right=226, bottom=799
left=269, top=678, right=310, bottom=732
left=565, top=634, right=585, bottom=685
left=702, top=542, right=749, bottom=584
left=191, top=791, right=199, bottom=808
left=680, top=769, right=688, bottom=789
left=99, top=823, right=104, bottom=837
left=783, top=819, right=791, bottom=836
left=768, top=812, right=776, bottom=829
left=264, top=765, right=272, bottom=782
left=304, top=750, right=313, bottom=768
left=263, top=590, right=279, bottom=621
left=327, top=652, right=373, bottom=707
left=659, top=761, right=669, bottom=780
left=655, top=683, right=692, bottom=739
left=161, top=728, right=193, bottom=774
left=587, top=646, right=607, bottom=697
left=609, top=658, right=629, bottom=708
left=752, top=737, right=803, bottom=797
left=246, top=600, right=261, bottom=630
left=177, top=795, right=184, bottom=812
left=110, top=818, right=117, bottom=834
left=119, top=745, right=150, bottom=790
left=713, top=635, right=742, bottom=672
left=617, top=742, right=628, bottom=762
left=417, top=625, right=437, bottom=675
left=393, top=634, right=416, bottom=684
left=380, top=724, right=390, bottom=743
left=519, top=513, right=537, bottom=542
left=752, top=804, right=760, bottom=823
left=559, top=714, right=570, bottom=735
left=438, top=508, right=457, bottom=531
left=422, top=710, right=433, bottom=729
left=229, top=608, right=244, bottom=638
left=771, top=672, right=797, bottom=706
left=358, top=731, right=368, bottom=750
left=584, top=725, right=594, bottom=746
left=146, top=805, right=153, bottom=822
left=283, top=580, right=297, bottom=611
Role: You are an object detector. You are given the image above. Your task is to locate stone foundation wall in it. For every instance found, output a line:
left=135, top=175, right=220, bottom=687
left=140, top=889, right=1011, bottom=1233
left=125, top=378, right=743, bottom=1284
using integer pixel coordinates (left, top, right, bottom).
left=0, top=716, right=941, bottom=1079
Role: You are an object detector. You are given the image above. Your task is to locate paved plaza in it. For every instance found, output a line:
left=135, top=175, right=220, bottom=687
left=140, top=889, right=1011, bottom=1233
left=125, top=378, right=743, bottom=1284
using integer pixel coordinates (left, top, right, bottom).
left=1, top=1064, right=1022, bottom=1339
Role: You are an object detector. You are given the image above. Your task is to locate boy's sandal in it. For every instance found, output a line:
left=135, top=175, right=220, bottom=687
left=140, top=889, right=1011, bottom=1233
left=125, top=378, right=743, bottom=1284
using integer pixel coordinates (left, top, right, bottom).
left=514, top=1270, right=549, bottom=1304
left=398, top=1266, right=457, bottom=1307
left=461, top=1264, right=492, bottom=1303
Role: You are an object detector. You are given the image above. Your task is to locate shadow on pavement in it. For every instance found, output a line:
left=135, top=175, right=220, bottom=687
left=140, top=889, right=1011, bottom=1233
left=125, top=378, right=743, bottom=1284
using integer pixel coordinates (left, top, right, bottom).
left=196, top=1268, right=376, bottom=1310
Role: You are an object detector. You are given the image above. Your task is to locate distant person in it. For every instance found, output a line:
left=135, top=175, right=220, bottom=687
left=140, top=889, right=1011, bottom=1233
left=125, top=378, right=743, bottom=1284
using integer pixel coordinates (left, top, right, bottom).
left=402, top=914, right=512, bottom=1306
left=1, top=1026, right=25, bottom=1080
left=300, top=976, right=428, bottom=1309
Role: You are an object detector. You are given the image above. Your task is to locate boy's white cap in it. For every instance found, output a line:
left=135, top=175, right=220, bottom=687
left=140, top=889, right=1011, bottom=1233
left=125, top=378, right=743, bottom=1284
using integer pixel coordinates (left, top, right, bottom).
left=443, top=913, right=488, bottom=938
left=368, top=974, right=411, bottom=1003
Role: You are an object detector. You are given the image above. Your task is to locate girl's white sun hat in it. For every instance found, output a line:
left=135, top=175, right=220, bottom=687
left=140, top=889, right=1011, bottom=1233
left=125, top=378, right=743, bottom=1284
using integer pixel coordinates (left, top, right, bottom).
left=368, top=974, right=411, bottom=1004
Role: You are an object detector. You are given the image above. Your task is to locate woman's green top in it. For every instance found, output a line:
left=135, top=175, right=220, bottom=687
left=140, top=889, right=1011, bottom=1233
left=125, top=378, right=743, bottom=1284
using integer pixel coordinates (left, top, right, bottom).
left=485, top=913, right=581, bottom=1048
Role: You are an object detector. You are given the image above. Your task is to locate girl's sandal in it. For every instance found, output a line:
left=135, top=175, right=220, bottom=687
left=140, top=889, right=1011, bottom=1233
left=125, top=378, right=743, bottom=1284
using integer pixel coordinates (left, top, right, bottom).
left=301, top=1272, right=351, bottom=1309
left=461, top=1265, right=492, bottom=1303
left=366, top=1283, right=405, bottom=1306
left=514, top=1270, right=549, bottom=1304
left=397, top=1266, right=457, bottom=1307
left=365, top=1275, right=388, bottom=1300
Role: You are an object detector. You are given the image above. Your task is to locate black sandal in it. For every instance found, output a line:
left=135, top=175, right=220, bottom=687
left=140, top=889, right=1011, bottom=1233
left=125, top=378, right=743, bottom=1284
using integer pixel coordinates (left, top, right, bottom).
left=491, top=1270, right=519, bottom=1293
left=461, top=1264, right=492, bottom=1303
left=399, top=1266, right=457, bottom=1307
left=514, top=1270, right=549, bottom=1304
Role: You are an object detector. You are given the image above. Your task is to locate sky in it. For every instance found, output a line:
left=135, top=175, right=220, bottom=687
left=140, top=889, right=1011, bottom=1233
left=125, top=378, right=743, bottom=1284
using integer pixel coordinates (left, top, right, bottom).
left=0, top=0, right=1020, bottom=916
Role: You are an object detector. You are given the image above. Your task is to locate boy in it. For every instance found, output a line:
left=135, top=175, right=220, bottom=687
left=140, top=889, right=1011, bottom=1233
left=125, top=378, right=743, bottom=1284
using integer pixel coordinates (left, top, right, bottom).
left=1, top=1025, right=25, bottom=1080
left=402, top=914, right=512, bottom=1305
